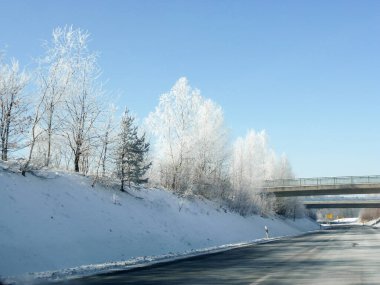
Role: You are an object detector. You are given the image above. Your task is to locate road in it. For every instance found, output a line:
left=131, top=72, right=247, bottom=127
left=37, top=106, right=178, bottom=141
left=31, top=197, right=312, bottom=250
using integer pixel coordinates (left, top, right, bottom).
left=53, top=225, right=380, bottom=285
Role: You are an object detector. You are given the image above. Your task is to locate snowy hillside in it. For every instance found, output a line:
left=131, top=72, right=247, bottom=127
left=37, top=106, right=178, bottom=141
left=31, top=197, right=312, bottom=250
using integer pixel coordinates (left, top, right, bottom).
left=0, top=163, right=318, bottom=280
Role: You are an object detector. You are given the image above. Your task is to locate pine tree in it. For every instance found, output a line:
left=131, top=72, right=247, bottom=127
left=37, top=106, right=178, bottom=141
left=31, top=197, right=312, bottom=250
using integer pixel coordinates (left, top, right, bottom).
left=116, top=108, right=151, bottom=191
left=130, top=132, right=151, bottom=184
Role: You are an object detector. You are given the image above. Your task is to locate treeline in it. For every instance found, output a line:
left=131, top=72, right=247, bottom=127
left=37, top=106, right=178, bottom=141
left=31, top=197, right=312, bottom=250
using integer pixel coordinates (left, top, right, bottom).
left=0, top=27, right=150, bottom=192
left=359, top=209, right=380, bottom=222
left=0, top=26, right=305, bottom=217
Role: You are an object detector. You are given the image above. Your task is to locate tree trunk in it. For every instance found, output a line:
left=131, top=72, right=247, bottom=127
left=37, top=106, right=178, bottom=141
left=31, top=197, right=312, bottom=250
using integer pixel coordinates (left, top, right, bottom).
left=1, top=117, right=10, bottom=161
left=74, top=153, right=80, bottom=172
left=74, top=138, right=82, bottom=172
left=45, top=105, right=54, bottom=167
left=120, top=157, right=125, bottom=192
left=22, top=137, right=36, bottom=176
left=46, top=130, right=52, bottom=166
left=1, top=134, right=8, bottom=160
left=102, top=137, right=108, bottom=177
left=120, top=179, right=124, bottom=192
left=1, top=147, right=7, bottom=161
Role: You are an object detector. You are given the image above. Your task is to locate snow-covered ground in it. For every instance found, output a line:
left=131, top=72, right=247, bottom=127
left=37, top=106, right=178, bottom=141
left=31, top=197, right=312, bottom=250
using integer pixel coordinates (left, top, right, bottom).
left=367, top=218, right=380, bottom=227
left=333, top=217, right=359, bottom=224
left=0, top=162, right=318, bottom=282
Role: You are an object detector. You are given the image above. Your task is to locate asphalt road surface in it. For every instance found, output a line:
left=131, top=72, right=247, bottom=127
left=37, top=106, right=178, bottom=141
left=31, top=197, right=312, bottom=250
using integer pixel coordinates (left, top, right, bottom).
left=53, top=225, right=380, bottom=285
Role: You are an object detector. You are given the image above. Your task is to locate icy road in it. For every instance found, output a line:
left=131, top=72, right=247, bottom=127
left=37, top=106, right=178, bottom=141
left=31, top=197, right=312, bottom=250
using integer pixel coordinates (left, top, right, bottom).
left=53, top=225, right=380, bottom=285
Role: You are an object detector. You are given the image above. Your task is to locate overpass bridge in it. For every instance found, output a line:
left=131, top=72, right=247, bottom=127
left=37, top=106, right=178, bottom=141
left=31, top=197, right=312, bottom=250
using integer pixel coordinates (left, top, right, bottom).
left=304, top=200, right=380, bottom=209
left=263, top=175, right=380, bottom=197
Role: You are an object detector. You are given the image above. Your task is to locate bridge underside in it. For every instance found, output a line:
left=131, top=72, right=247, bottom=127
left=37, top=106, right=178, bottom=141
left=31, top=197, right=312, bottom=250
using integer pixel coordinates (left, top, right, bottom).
left=265, top=184, right=380, bottom=197
left=304, top=201, right=380, bottom=209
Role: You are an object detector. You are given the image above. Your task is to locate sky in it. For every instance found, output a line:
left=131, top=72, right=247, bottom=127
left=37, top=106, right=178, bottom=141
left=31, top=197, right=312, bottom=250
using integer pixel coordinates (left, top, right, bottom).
left=1, top=0, right=380, bottom=178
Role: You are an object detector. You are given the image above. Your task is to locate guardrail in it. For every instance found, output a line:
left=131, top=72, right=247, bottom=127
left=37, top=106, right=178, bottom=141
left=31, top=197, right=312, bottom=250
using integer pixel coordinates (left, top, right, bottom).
left=263, top=175, right=380, bottom=188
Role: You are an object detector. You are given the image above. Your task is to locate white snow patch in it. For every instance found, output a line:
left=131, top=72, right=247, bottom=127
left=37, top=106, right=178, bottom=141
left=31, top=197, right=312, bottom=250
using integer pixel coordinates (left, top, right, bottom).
left=366, top=218, right=380, bottom=227
left=334, top=217, right=359, bottom=224
left=0, top=164, right=318, bottom=283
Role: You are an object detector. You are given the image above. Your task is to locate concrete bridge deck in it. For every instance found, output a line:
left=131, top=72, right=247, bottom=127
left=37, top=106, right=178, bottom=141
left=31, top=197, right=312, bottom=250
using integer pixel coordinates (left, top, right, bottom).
left=304, top=200, right=380, bottom=209
left=263, top=175, right=380, bottom=197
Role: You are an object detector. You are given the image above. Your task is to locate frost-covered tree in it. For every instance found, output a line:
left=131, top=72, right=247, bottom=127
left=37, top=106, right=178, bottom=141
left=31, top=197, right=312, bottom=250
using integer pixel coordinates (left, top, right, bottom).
left=0, top=58, right=30, bottom=161
left=21, top=90, right=46, bottom=175
left=36, top=26, right=75, bottom=167
left=230, top=130, right=274, bottom=189
left=115, top=108, right=151, bottom=191
left=230, top=130, right=281, bottom=215
left=147, top=78, right=201, bottom=192
left=59, top=27, right=102, bottom=173
left=146, top=77, right=229, bottom=197
left=359, top=208, right=380, bottom=222
left=271, top=154, right=305, bottom=218
left=98, top=104, right=117, bottom=178
left=190, top=99, right=229, bottom=198
left=26, top=26, right=103, bottom=172
left=274, top=154, right=293, bottom=179
left=229, top=132, right=305, bottom=217
left=91, top=104, right=118, bottom=187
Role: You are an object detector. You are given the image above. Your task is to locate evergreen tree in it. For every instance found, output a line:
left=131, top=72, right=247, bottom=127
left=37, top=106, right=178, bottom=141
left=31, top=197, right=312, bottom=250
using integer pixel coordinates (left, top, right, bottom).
left=130, top=132, right=151, bottom=184
left=116, top=108, right=151, bottom=191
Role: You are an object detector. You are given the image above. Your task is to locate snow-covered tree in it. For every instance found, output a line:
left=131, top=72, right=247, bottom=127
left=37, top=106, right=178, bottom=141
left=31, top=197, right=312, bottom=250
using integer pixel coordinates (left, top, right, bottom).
left=147, top=78, right=201, bottom=192
left=25, top=26, right=104, bottom=173
left=115, top=108, right=151, bottom=191
left=58, top=27, right=102, bottom=173
left=146, top=77, right=229, bottom=198
left=270, top=153, right=305, bottom=218
left=190, top=99, right=229, bottom=198
left=98, top=104, right=117, bottom=178
left=229, top=130, right=285, bottom=215
left=21, top=90, right=46, bottom=175
left=91, top=104, right=118, bottom=187
left=229, top=132, right=304, bottom=218
left=36, top=26, right=75, bottom=167
left=230, top=130, right=274, bottom=189
left=0, top=58, right=30, bottom=161
left=359, top=208, right=380, bottom=222
left=274, top=154, right=293, bottom=179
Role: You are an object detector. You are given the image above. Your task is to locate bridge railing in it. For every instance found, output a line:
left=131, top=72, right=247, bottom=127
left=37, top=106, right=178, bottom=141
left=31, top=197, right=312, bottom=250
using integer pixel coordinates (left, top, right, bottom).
left=263, top=175, right=380, bottom=188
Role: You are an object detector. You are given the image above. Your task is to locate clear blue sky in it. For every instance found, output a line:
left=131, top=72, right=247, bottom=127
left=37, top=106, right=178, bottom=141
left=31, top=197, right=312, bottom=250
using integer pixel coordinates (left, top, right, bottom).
left=1, top=0, right=380, bottom=178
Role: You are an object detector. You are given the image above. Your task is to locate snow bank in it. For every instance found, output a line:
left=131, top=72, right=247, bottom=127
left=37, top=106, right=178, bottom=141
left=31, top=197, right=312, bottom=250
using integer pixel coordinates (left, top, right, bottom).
left=0, top=165, right=318, bottom=281
left=367, top=218, right=380, bottom=227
